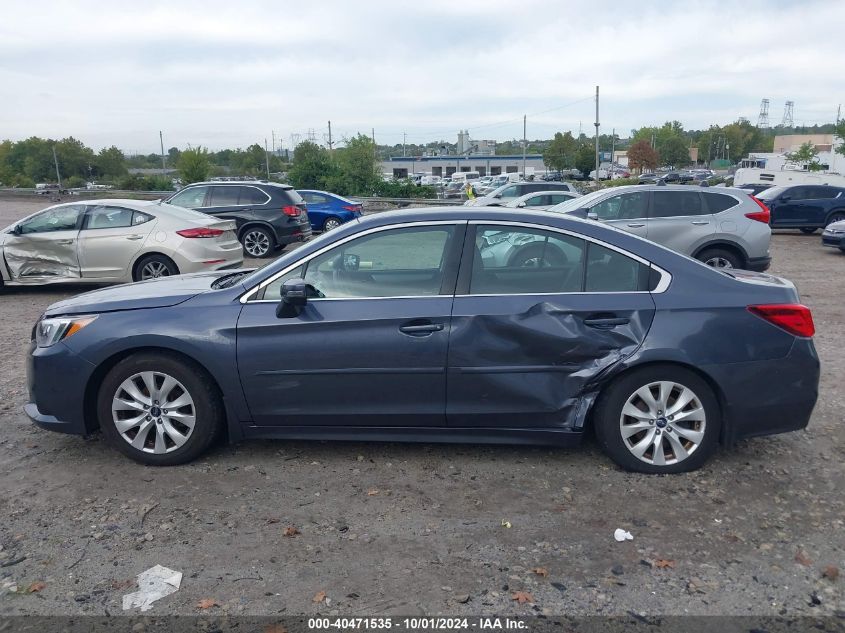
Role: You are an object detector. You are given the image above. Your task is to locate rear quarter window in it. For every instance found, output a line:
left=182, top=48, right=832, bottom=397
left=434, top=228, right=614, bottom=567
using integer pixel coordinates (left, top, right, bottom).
left=240, top=187, right=270, bottom=205
left=704, top=193, right=740, bottom=213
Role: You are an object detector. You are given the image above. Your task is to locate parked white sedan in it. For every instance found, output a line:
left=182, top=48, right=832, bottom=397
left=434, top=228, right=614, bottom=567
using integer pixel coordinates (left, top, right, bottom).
left=504, top=190, right=582, bottom=211
left=0, top=199, right=243, bottom=287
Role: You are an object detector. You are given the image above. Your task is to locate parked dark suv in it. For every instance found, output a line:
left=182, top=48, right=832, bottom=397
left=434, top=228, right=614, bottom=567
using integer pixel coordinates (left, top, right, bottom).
left=756, top=184, right=845, bottom=233
left=166, top=181, right=312, bottom=257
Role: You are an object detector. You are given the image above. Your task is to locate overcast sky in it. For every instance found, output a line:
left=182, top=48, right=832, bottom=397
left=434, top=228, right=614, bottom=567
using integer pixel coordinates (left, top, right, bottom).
left=1, top=0, right=843, bottom=153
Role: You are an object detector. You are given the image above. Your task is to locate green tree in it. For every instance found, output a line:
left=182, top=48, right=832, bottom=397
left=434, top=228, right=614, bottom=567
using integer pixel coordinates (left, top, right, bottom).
left=574, top=144, right=596, bottom=177
left=55, top=137, right=95, bottom=179
left=288, top=141, right=336, bottom=190
left=177, top=146, right=211, bottom=184
left=787, top=141, right=821, bottom=170
left=543, top=132, right=578, bottom=171
left=334, top=134, right=381, bottom=195
left=627, top=140, right=660, bottom=172
left=658, top=136, right=690, bottom=167
left=95, top=145, right=127, bottom=178
left=835, top=121, right=845, bottom=157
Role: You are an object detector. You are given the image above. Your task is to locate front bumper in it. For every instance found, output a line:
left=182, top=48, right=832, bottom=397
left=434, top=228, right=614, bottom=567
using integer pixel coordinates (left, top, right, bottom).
left=821, top=231, right=845, bottom=250
left=25, top=340, right=96, bottom=436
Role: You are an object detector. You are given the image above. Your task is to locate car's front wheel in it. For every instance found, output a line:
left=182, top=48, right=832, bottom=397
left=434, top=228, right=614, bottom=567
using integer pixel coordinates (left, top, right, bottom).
left=593, top=365, right=721, bottom=474
left=97, top=353, right=224, bottom=465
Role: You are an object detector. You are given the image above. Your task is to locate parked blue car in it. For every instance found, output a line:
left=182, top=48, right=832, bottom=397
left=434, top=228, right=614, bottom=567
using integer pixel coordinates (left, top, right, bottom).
left=756, top=184, right=845, bottom=233
left=297, top=190, right=363, bottom=232
left=26, top=208, right=819, bottom=473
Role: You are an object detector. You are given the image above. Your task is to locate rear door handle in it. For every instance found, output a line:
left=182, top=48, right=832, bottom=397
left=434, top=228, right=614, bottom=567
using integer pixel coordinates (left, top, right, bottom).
left=56, top=239, right=74, bottom=245
left=126, top=235, right=143, bottom=240
left=691, top=221, right=709, bottom=225
left=584, top=317, right=630, bottom=328
left=399, top=322, right=444, bottom=335
left=626, top=223, right=645, bottom=228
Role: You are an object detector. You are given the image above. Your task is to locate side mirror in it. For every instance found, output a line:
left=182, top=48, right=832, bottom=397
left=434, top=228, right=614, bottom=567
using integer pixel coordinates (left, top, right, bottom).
left=587, top=211, right=599, bottom=221
left=780, top=195, right=791, bottom=202
left=516, top=201, right=527, bottom=208
left=12, top=225, right=22, bottom=235
left=276, top=278, right=308, bottom=318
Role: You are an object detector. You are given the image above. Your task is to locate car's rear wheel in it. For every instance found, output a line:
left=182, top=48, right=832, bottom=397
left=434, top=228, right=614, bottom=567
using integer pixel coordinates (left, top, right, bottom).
left=242, top=227, right=275, bottom=258
left=323, top=217, right=342, bottom=232
left=594, top=365, right=721, bottom=474
left=97, top=353, right=224, bottom=466
left=696, top=247, right=741, bottom=270
left=508, top=243, right=567, bottom=268
left=800, top=228, right=818, bottom=235
left=134, top=254, right=178, bottom=281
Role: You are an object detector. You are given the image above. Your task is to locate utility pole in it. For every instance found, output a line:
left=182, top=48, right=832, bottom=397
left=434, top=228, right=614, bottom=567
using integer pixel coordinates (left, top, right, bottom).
left=52, top=146, right=62, bottom=187
left=837, top=105, right=841, bottom=125
left=611, top=127, right=616, bottom=171
left=272, top=130, right=276, bottom=154
left=159, top=131, right=166, bottom=174
left=594, top=86, right=600, bottom=184
left=264, top=138, right=270, bottom=179
left=403, top=131, right=406, bottom=158
left=327, top=121, right=333, bottom=152
left=522, top=115, right=527, bottom=178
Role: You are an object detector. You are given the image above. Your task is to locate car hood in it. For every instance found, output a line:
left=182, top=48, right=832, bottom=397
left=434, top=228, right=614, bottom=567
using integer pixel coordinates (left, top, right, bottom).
left=44, top=271, right=229, bottom=316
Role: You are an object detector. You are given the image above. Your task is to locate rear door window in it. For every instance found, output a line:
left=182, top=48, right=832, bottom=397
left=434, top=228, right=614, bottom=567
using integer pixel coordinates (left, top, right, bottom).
left=209, top=186, right=241, bottom=207
left=651, top=191, right=705, bottom=218
left=585, top=243, right=650, bottom=292
left=84, top=205, right=135, bottom=230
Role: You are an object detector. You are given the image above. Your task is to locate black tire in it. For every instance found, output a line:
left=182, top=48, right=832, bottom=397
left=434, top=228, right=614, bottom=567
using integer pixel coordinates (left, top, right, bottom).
left=133, top=254, right=179, bottom=281
left=241, top=226, right=276, bottom=258
left=593, top=365, right=721, bottom=474
left=696, top=247, right=742, bottom=270
left=800, top=228, right=818, bottom=235
left=97, top=352, right=224, bottom=466
left=323, top=216, right=342, bottom=232
left=825, top=211, right=845, bottom=226
left=508, top=243, right=567, bottom=268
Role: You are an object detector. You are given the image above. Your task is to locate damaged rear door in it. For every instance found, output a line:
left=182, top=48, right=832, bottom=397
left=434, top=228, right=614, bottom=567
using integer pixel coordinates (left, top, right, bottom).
left=3, top=204, right=84, bottom=281
left=446, top=222, right=656, bottom=429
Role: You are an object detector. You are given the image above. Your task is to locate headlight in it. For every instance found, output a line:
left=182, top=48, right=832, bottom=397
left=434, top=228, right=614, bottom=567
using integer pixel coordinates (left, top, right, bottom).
left=35, top=315, right=97, bottom=348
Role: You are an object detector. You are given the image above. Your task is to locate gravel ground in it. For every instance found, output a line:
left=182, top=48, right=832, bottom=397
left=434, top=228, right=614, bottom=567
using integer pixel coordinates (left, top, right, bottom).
left=0, top=196, right=843, bottom=617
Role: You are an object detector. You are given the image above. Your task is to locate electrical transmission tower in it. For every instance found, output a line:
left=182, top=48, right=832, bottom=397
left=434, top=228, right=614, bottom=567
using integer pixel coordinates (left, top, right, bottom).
left=290, top=133, right=301, bottom=147
left=306, top=128, right=317, bottom=142
left=757, top=99, right=770, bottom=128
left=781, top=101, right=794, bottom=127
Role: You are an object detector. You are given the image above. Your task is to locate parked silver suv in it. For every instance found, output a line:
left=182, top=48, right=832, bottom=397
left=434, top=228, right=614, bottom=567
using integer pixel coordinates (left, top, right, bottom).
left=548, top=185, right=772, bottom=270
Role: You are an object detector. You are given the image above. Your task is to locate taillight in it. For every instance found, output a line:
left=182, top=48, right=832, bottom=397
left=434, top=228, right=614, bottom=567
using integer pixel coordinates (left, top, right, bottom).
left=342, top=205, right=362, bottom=212
left=282, top=205, right=300, bottom=217
left=176, top=227, right=224, bottom=238
left=748, top=304, right=815, bottom=337
left=746, top=197, right=770, bottom=223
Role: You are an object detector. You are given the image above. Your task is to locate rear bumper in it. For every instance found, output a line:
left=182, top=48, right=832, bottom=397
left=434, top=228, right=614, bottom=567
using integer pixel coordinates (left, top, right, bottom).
left=273, top=222, right=313, bottom=246
left=745, top=255, right=772, bottom=272
left=704, top=338, right=820, bottom=445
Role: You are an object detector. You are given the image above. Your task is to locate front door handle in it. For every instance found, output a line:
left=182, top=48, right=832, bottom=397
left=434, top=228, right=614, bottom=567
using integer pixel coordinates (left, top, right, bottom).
left=56, top=239, right=74, bottom=245
left=626, top=223, right=645, bottom=228
left=584, top=316, right=630, bottom=328
left=691, top=221, right=709, bottom=225
left=126, top=235, right=144, bottom=240
left=399, top=322, right=444, bottom=335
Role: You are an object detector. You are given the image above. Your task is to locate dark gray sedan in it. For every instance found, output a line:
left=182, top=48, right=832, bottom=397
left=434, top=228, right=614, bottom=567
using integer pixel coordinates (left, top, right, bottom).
left=25, top=207, right=819, bottom=474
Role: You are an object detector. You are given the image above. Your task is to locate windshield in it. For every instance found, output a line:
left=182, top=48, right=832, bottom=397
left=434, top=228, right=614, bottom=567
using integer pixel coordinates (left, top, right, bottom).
left=755, top=186, right=786, bottom=201
left=547, top=189, right=607, bottom=213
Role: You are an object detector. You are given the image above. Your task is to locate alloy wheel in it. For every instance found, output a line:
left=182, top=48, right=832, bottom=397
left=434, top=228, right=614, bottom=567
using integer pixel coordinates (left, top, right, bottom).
left=323, top=218, right=341, bottom=231
left=619, top=381, right=707, bottom=466
left=111, top=371, right=196, bottom=454
left=140, top=261, right=171, bottom=279
left=244, top=230, right=271, bottom=257
left=704, top=256, right=733, bottom=269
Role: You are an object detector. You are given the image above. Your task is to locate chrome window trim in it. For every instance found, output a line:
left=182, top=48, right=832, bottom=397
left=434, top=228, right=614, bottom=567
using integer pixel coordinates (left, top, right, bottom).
left=238, top=218, right=673, bottom=304
left=239, top=220, right=462, bottom=303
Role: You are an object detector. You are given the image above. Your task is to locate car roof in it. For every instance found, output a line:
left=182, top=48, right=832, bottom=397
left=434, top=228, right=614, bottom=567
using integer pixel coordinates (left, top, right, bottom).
left=186, top=180, right=293, bottom=189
